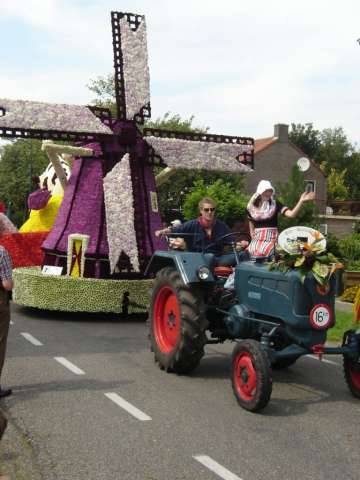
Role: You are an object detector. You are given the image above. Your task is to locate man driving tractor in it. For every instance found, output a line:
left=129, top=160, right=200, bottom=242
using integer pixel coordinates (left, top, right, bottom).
left=155, top=197, right=249, bottom=266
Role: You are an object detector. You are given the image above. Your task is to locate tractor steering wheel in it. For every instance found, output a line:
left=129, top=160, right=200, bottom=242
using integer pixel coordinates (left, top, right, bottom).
left=203, top=232, right=243, bottom=252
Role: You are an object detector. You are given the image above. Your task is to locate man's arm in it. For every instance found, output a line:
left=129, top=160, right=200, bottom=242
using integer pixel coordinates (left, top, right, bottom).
left=0, top=248, right=13, bottom=291
left=155, top=220, right=192, bottom=238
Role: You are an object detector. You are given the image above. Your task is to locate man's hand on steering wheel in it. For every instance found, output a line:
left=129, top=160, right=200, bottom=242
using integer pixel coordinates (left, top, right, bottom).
left=168, top=237, right=186, bottom=250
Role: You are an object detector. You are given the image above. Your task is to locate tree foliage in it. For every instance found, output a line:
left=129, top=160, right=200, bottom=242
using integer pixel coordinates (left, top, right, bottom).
left=345, top=152, right=360, bottom=200
left=289, top=123, right=321, bottom=159
left=146, top=111, right=208, bottom=133
left=0, top=140, right=49, bottom=226
left=326, top=168, right=349, bottom=201
left=157, top=169, right=247, bottom=225
left=317, top=127, right=353, bottom=172
left=182, top=178, right=248, bottom=227
left=87, top=73, right=117, bottom=117
left=290, top=123, right=360, bottom=201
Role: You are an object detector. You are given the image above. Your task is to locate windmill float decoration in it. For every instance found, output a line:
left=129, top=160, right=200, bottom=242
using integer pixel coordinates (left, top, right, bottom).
left=0, top=12, right=254, bottom=311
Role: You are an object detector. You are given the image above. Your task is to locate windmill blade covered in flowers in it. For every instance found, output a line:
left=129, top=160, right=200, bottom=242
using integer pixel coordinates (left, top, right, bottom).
left=0, top=11, right=254, bottom=280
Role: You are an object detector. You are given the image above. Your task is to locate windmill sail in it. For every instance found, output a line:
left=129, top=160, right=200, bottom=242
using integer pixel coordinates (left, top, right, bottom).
left=144, top=129, right=254, bottom=172
left=0, top=99, right=113, bottom=141
left=111, top=12, right=151, bottom=124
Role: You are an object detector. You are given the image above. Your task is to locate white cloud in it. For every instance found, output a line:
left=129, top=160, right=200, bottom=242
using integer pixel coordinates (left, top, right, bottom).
left=0, top=0, right=359, bottom=144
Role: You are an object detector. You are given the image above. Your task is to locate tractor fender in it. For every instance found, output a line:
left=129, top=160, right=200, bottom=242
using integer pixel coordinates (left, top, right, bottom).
left=145, top=250, right=216, bottom=285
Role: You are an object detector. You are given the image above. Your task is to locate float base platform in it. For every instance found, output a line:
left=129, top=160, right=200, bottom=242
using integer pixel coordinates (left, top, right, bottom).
left=13, top=267, right=153, bottom=314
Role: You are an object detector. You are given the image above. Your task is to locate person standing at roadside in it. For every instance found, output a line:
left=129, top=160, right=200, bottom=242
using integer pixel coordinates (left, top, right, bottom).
left=0, top=245, right=13, bottom=398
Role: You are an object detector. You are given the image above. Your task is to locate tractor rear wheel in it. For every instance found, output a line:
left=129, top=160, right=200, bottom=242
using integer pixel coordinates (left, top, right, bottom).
left=343, top=355, right=360, bottom=399
left=149, top=267, right=207, bottom=374
left=231, top=340, right=272, bottom=412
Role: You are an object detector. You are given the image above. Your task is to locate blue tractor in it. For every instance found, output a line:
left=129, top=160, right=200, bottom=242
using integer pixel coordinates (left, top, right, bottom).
left=146, top=232, right=360, bottom=412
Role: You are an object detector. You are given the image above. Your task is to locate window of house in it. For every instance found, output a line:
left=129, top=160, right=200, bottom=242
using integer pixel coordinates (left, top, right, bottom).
left=305, top=180, right=316, bottom=193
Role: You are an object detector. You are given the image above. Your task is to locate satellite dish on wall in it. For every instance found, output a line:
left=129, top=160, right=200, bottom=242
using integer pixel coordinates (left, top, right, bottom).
left=297, top=157, right=310, bottom=172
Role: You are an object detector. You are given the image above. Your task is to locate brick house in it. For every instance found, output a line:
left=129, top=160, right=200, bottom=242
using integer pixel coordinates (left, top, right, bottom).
left=243, top=124, right=327, bottom=215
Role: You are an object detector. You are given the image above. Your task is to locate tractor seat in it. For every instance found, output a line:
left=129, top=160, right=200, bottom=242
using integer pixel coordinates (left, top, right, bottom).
left=213, top=266, right=233, bottom=278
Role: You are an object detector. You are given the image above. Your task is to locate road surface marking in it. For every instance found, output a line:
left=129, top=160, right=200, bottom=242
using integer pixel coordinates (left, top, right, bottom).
left=193, top=455, right=243, bottom=480
left=105, top=392, right=152, bottom=421
left=307, top=355, right=339, bottom=366
left=54, top=357, right=85, bottom=375
left=20, top=332, right=43, bottom=346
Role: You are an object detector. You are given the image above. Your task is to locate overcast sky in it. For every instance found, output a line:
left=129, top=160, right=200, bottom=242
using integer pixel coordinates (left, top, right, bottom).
left=0, top=0, right=359, bottom=147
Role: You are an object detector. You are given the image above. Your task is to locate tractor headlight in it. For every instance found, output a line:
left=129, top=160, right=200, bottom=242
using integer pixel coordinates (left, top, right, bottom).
left=197, top=266, right=210, bottom=280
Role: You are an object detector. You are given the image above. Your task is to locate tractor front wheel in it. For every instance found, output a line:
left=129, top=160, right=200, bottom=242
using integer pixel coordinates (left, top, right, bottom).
left=149, top=267, right=207, bottom=374
left=231, top=340, right=272, bottom=412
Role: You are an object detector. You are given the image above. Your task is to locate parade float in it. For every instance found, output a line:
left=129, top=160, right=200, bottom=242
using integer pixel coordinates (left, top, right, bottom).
left=0, top=11, right=254, bottom=313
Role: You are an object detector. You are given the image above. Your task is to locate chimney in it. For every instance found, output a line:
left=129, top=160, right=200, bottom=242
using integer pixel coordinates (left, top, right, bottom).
left=274, top=124, right=289, bottom=142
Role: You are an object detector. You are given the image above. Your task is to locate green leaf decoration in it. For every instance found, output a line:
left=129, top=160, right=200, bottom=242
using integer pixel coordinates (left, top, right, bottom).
left=316, top=255, right=330, bottom=263
left=312, top=261, right=329, bottom=278
left=312, top=270, right=327, bottom=286
left=294, top=255, right=306, bottom=267
left=268, top=240, right=341, bottom=286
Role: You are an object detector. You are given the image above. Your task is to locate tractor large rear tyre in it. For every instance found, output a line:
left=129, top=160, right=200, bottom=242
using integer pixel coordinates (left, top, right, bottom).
left=231, top=340, right=272, bottom=412
left=149, top=267, right=207, bottom=374
left=343, top=354, right=360, bottom=399
left=342, top=331, right=360, bottom=399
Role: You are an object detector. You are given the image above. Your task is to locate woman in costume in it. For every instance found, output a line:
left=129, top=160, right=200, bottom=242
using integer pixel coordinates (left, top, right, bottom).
left=246, top=180, right=315, bottom=258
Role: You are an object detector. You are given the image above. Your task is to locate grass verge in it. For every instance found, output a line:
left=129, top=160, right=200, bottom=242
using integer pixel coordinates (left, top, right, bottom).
left=327, top=310, right=358, bottom=343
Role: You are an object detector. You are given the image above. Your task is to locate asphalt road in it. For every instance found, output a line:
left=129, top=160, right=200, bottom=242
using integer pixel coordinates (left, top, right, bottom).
left=1, top=303, right=360, bottom=480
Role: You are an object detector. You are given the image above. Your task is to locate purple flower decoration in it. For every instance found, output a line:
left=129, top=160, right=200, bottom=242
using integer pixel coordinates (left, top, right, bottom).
left=27, top=189, right=51, bottom=210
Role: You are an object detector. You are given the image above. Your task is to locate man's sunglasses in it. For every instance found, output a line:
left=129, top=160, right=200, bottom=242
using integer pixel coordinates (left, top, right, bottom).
left=203, top=207, right=216, bottom=212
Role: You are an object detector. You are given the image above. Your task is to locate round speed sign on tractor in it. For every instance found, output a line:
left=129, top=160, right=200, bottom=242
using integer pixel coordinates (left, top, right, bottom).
left=309, top=304, right=332, bottom=329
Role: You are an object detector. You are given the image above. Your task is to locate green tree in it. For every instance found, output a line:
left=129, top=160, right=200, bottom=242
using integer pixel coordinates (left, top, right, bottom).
left=289, top=123, right=321, bottom=159
left=317, top=127, right=353, bottom=173
left=0, top=140, right=48, bottom=226
left=158, top=169, right=247, bottom=224
left=344, top=151, right=360, bottom=200
left=146, top=111, right=208, bottom=133
left=182, top=178, right=248, bottom=227
left=327, top=168, right=349, bottom=201
left=276, top=166, right=317, bottom=231
left=87, top=73, right=117, bottom=116
left=290, top=123, right=360, bottom=201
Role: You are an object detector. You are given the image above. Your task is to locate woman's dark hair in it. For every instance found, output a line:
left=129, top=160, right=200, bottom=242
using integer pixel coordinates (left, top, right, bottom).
left=253, top=195, right=273, bottom=207
left=32, top=175, right=40, bottom=186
